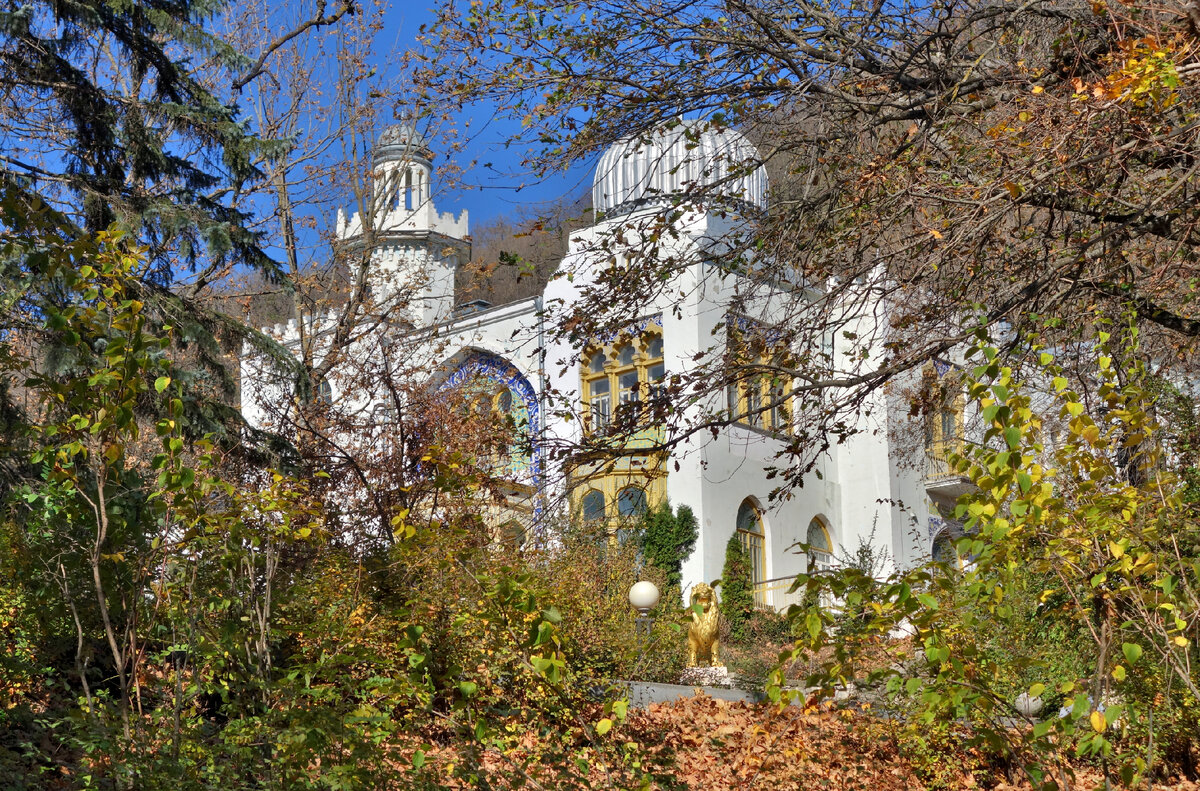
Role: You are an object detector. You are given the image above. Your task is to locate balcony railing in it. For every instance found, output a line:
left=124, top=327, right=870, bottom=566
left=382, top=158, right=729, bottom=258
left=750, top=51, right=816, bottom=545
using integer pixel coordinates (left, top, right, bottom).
left=925, top=440, right=963, bottom=481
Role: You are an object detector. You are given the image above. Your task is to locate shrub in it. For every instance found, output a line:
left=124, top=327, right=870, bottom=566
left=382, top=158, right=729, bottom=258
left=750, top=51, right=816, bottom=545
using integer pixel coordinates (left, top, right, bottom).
left=639, top=502, right=698, bottom=591
left=720, top=533, right=755, bottom=644
left=530, top=522, right=685, bottom=683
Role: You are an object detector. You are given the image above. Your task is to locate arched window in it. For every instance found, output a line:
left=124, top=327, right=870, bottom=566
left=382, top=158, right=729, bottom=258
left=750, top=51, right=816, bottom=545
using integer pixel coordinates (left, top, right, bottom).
left=647, top=336, right=666, bottom=401
left=496, top=388, right=513, bottom=414
left=315, top=376, right=333, bottom=405
left=614, top=486, right=648, bottom=546
left=616, top=344, right=640, bottom=419
left=584, top=351, right=612, bottom=430
left=581, top=490, right=606, bottom=523
left=807, top=518, right=833, bottom=573
left=617, top=486, right=648, bottom=518
left=736, top=500, right=766, bottom=597
left=499, top=520, right=525, bottom=549
left=932, top=532, right=960, bottom=569
left=922, top=363, right=965, bottom=479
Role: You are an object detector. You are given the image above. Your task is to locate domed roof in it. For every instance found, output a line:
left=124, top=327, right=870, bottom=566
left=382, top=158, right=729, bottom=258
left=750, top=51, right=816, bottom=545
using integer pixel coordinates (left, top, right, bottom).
left=374, top=123, right=432, bottom=166
left=592, top=120, right=767, bottom=218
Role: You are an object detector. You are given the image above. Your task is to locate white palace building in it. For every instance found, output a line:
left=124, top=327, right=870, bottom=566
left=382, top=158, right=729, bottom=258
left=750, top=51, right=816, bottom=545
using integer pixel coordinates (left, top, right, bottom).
left=241, top=122, right=967, bottom=606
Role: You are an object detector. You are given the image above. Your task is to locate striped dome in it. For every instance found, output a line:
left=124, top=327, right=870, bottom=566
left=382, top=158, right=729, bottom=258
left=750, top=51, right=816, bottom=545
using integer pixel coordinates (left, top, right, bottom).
left=592, top=121, right=767, bottom=218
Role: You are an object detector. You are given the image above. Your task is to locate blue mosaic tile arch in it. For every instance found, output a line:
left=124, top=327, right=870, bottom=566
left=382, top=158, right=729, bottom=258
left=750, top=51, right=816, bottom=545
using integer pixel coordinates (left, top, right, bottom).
left=441, top=350, right=542, bottom=488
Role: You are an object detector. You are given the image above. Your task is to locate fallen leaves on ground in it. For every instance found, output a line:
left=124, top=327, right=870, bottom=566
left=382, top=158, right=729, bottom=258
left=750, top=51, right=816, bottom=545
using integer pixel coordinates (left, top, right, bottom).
left=392, top=694, right=1200, bottom=790
left=624, top=694, right=918, bottom=790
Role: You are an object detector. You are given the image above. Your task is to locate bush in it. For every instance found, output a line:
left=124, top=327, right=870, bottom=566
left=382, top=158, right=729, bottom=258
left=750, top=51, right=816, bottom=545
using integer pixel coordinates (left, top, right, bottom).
left=720, top=534, right=755, bottom=644
left=530, top=522, right=686, bottom=684
left=639, top=502, right=698, bottom=591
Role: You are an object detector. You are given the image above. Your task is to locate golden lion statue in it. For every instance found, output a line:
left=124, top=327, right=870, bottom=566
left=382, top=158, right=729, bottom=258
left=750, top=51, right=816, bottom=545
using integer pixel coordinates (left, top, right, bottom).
left=686, top=582, right=723, bottom=667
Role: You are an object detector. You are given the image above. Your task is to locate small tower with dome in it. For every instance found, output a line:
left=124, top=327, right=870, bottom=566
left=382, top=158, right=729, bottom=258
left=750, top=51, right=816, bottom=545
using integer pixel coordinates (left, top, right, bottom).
left=336, top=123, right=469, bottom=328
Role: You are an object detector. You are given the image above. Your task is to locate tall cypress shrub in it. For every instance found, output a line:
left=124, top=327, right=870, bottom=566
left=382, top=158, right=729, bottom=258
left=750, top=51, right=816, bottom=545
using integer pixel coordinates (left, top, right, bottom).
left=639, top=502, right=698, bottom=589
left=720, top=533, right=755, bottom=643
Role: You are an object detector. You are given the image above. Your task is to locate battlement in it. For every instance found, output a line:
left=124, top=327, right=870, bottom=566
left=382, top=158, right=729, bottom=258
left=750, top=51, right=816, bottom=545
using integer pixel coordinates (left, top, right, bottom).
left=336, top=201, right=468, bottom=241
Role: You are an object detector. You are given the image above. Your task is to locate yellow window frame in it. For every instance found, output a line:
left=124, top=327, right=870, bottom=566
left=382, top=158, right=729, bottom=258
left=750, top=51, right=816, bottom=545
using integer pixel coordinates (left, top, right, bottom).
left=727, top=318, right=792, bottom=434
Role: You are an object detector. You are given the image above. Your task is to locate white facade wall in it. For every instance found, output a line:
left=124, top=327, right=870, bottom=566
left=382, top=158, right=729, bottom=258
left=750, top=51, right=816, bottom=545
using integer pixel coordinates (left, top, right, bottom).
left=241, top=123, right=953, bottom=608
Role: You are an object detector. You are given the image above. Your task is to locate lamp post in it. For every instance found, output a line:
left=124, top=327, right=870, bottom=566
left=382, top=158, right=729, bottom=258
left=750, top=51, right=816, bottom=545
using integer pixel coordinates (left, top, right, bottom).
left=628, top=580, right=660, bottom=643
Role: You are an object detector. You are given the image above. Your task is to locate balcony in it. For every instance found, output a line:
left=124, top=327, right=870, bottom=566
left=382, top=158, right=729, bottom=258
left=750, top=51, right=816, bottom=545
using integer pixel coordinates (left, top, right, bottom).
left=925, top=441, right=975, bottom=499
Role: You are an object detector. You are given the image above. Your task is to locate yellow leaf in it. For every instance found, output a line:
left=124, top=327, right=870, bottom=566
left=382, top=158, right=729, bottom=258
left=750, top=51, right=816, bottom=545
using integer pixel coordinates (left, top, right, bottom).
left=1108, top=541, right=1125, bottom=559
left=1090, top=710, right=1106, bottom=732
left=1174, top=636, right=1189, bottom=647
left=928, top=228, right=943, bottom=240
left=1111, top=665, right=1126, bottom=681
left=1032, top=85, right=1045, bottom=94
left=596, top=718, right=613, bottom=736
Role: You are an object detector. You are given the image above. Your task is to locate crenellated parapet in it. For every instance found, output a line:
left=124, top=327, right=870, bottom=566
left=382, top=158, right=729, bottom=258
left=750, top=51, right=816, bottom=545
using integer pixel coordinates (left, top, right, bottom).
left=336, top=200, right=468, bottom=241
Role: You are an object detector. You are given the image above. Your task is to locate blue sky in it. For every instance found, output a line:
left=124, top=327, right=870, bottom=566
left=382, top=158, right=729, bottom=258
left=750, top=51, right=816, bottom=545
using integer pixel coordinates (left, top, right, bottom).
left=382, top=5, right=592, bottom=227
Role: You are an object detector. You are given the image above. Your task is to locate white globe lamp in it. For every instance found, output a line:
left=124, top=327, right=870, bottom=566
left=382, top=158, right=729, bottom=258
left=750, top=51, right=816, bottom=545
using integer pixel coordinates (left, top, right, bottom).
left=628, top=581, right=661, bottom=616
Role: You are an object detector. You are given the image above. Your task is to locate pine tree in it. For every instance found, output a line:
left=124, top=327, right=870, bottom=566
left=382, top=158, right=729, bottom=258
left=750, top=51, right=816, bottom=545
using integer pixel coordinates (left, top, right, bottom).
left=720, top=533, right=754, bottom=643
left=639, top=502, right=698, bottom=590
left=0, top=0, right=313, bottom=442
left=0, top=0, right=286, bottom=280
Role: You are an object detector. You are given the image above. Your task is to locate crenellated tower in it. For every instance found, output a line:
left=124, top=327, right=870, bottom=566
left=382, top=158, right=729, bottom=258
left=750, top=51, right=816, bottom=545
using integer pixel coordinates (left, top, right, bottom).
left=336, top=123, right=469, bottom=328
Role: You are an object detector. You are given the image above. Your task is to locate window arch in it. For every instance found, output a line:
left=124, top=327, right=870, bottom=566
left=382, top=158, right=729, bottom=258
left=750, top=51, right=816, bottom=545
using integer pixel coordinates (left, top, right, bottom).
left=932, top=531, right=960, bottom=569
left=806, top=518, right=833, bottom=573
left=581, top=489, right=606, bottom=523
left=617, top=486, right=648, bottom=518
left=736, top=499, right=766, bottom=595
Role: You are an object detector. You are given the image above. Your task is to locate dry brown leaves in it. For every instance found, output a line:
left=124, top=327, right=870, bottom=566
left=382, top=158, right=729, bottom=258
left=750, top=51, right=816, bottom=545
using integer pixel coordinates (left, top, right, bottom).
left=388, top=695, right=1200, bottom=791
left=624, top=694, right=918, bottom=791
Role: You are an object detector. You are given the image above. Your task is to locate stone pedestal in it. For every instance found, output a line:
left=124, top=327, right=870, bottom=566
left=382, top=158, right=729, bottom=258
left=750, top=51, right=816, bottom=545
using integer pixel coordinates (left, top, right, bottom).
left=678, top=666, right=733, bottom=687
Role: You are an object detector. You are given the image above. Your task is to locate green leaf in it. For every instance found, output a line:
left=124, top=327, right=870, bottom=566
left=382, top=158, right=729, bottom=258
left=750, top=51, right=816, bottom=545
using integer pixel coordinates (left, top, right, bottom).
left=1122, top=643, right=1143, bottom=664
left=1028, top=683, right=1045, bottom=698
left=155, top=376, right=170, bottom=393
left=458, top=680, right=477, bottom=697
left=805, top=611, right=821, bottom=639
left=1004, top=426, right=1021, bottom=450
left=412, top=749, right=425, bottom=769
